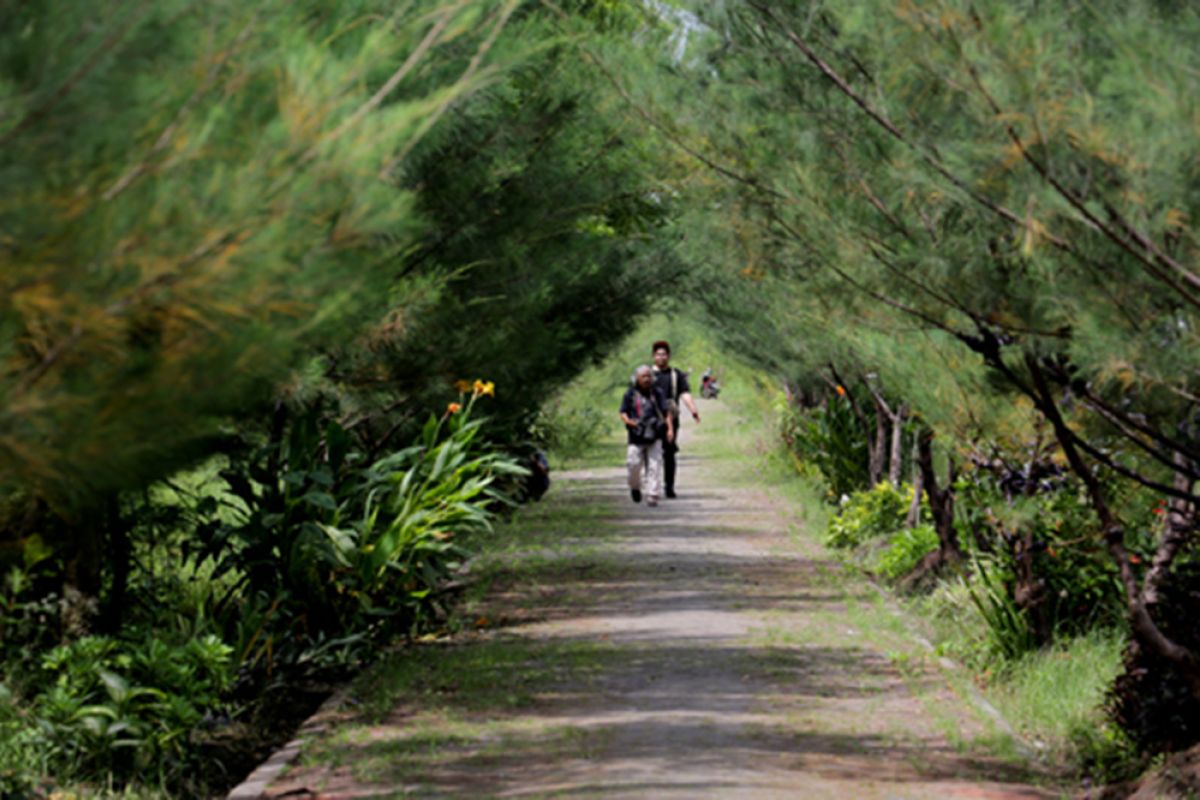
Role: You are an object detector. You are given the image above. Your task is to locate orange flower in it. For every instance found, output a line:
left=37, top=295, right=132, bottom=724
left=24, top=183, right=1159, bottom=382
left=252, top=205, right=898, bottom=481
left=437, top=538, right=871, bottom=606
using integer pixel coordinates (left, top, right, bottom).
left=473, top=379, right=495, bottom=397
left=835, top=385, right=847, bottom=397
left=446, top=402, right=462, bottom=414
left=453, top=379, right=473, bottom=393
left=1129, top=554, right=1142, bottom=565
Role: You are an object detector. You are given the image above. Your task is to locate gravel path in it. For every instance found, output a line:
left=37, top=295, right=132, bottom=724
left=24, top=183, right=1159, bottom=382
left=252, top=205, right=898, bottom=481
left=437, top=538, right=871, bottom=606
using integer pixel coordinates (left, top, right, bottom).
left=258, top=400, right=1063, bottom=799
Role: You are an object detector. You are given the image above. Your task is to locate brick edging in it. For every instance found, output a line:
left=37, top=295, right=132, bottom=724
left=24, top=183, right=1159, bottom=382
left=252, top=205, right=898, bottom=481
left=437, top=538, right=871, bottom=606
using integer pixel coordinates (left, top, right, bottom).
left=225, top=687, right=351, bottom=800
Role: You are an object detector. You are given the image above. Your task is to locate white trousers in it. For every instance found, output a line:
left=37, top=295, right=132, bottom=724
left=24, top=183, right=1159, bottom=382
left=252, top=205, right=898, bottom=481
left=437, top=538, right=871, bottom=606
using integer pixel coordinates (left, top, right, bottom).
left=626, top=440, right=664, bottom=501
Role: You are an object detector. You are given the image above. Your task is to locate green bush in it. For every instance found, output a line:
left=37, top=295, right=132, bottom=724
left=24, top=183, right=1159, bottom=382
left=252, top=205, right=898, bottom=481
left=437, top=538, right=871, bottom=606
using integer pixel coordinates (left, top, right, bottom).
left=529, top=400, right=612, bottom=460
left=781, top=398, right=871, bottom=500
left=824, top=482, right=914, bottom=550
left=185, top=391, right=524, bottom=646
left=954, top=473, right=1127, bottom=637
left=0, top=683, right=47, bottom=797
left=2, top=634, right=233, bottom=787
left=0, top=393, right=526, bottom=794
left=872, top=524, right=939, bottom=580
left=336, top=399, right=528, bottom=625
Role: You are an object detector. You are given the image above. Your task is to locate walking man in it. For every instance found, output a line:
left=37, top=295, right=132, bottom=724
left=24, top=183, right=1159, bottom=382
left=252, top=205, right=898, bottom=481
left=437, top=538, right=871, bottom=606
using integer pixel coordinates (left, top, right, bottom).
left=651, top=340, right=700, bottom=499
left=619, top=365, right=674, bottom=507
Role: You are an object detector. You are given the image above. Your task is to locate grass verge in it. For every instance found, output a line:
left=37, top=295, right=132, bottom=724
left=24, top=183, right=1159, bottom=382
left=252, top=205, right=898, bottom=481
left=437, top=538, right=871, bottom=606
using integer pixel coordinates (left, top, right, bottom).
left=985, top=628, right=1133, bottom=776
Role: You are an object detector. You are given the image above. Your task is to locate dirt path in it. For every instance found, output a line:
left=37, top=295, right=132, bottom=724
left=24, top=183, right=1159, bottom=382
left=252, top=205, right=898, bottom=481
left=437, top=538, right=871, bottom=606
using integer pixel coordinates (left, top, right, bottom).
left=259, top=400, right=1066, bottom=799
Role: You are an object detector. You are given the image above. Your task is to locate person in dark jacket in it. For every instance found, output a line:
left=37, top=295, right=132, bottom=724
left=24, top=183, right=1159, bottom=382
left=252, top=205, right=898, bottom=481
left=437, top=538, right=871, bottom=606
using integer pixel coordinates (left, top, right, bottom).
left=619, top=365, right=674, bottom=506
left=651, top=340, right=700, bottom=498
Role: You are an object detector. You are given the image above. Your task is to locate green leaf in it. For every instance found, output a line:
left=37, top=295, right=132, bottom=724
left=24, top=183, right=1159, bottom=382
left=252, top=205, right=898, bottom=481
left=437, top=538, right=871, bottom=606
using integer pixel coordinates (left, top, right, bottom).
left=302, top=492, right=338, bottom=511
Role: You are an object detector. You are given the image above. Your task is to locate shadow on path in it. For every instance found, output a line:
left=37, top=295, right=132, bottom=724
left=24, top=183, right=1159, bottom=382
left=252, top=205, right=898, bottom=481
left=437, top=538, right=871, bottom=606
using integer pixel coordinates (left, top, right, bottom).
left=263, top=401, right=1065, bottom=800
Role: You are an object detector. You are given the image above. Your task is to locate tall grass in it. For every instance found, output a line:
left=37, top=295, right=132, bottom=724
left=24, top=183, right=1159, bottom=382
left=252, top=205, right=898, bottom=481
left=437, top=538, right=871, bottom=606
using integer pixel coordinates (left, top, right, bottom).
left=987, top=628, right=1129, bottom=768
left=903, top=557, right=1135, bottom=775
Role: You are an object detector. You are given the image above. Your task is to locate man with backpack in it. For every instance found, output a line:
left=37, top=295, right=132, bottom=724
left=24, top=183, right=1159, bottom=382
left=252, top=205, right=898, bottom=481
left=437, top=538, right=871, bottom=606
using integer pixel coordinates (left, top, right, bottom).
left=619, top=365, right=674, bottom=507
left=651, top=340, right=700, bottom=499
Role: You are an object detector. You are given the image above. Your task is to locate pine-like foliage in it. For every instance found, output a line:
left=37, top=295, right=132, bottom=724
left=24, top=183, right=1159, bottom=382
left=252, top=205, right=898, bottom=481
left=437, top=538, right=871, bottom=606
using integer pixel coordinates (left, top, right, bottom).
left=0, top=1, right=517, bottom=514
left=655, top=0, right=1200, bottom=733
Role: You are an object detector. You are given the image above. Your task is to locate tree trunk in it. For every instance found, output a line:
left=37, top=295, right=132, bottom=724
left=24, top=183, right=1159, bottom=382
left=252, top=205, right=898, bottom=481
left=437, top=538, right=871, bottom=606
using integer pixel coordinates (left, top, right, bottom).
left=1011, top=529, right=1051, bottom=644
left=1144, top=452, right=1195, bottom=609
left=906, top=436, right=923, bottom=528
left=916, top=427, right=962, bottom=564
left=889, top=404, right=905, bottom=488
left=101, top=495, right=132, bottom=633
left=868, top=385, right=904, bottom=488
left=1024, top=354, right=1200, bottom=702
left=869, top=393, right=888, bottom=486
left=265, top=399, right=288, bottom=512
left=63, top=510, right=102, bottom=637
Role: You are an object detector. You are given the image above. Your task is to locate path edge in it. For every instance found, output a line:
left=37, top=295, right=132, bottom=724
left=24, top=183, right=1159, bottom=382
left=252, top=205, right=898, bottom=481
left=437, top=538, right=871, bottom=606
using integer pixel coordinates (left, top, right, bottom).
left=225, top=686, right=351, bottom=800
left=857, top=571, right=1046, bottom=763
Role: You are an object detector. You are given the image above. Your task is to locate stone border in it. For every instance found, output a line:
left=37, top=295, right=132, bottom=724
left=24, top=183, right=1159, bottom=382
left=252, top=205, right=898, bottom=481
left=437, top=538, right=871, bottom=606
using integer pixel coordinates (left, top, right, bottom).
left=225, top=687, right=351, bottom=800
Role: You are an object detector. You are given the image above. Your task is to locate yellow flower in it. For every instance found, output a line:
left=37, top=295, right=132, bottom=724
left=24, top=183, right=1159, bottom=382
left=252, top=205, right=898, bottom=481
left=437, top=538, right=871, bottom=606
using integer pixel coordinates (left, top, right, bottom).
left=446, top=401, right=462, bottom=414
left=473, top=379, right=495, bottom=397
left=453, top=379, right=473, bottom=393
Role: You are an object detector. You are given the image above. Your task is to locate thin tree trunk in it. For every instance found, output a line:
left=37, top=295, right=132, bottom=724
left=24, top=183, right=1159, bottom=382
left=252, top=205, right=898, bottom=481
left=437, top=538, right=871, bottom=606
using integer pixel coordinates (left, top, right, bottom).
left=889, top=404, right=906, bottom=487
left=906, top=435, right=924, bottom=529
left=869, top=393, right=888, bottom=486
left=868, top=385, right=904, bottom=488
left=101, top=495, right=131, bottom=633
left=917, top=427, right=962, bottom=564
left=888, top=400, right=902, bottom=489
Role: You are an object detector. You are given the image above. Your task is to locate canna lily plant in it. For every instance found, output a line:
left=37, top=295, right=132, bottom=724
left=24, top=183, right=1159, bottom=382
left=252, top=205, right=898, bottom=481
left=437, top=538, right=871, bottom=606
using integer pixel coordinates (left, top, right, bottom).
left=318, top=387, right=526, bottom=619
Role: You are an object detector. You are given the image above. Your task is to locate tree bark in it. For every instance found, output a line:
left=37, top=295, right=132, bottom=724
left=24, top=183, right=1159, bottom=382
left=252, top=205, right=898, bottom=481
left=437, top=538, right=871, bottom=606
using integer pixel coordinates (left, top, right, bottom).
left=905, top=445, right=924, bottom=529
left=868, top=385, right=905, bottom=488
left=916, top=427, right=963, bottom=564
left=63, top=510, right=102, bottom=637
left=889, top=404, right=906, bottom=488
left=1143, top=452, right=1195, bottom=609
left=869, top=393, right=888, bottom=486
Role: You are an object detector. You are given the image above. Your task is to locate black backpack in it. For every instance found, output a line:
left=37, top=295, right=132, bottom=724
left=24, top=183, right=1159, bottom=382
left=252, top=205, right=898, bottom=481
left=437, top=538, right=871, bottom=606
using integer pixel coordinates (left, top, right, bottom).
left=631, top=390, right=666, bottom=443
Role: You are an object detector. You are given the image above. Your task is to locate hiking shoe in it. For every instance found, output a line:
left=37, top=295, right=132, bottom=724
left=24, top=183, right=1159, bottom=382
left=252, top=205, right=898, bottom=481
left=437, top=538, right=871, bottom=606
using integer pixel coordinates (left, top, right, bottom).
left=666, top=488, right=677, bottom=499
left=631, top=489, right=642, bottom=503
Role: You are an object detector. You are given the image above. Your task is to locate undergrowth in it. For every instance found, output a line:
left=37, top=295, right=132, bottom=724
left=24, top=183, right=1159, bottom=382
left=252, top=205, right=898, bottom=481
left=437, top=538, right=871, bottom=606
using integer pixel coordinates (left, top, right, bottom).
left=987, top=629, right=1136, bottom=781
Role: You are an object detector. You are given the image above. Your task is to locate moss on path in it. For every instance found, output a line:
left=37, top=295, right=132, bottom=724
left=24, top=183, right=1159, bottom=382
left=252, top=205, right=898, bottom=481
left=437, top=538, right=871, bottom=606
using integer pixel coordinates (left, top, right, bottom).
left=259, top=400, right=1070, bottom=799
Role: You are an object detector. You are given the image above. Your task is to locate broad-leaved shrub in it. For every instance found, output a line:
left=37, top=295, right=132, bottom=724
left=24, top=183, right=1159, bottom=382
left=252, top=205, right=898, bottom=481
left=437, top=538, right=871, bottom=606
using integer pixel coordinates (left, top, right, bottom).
left=825, top=482, right=914, bottom=550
